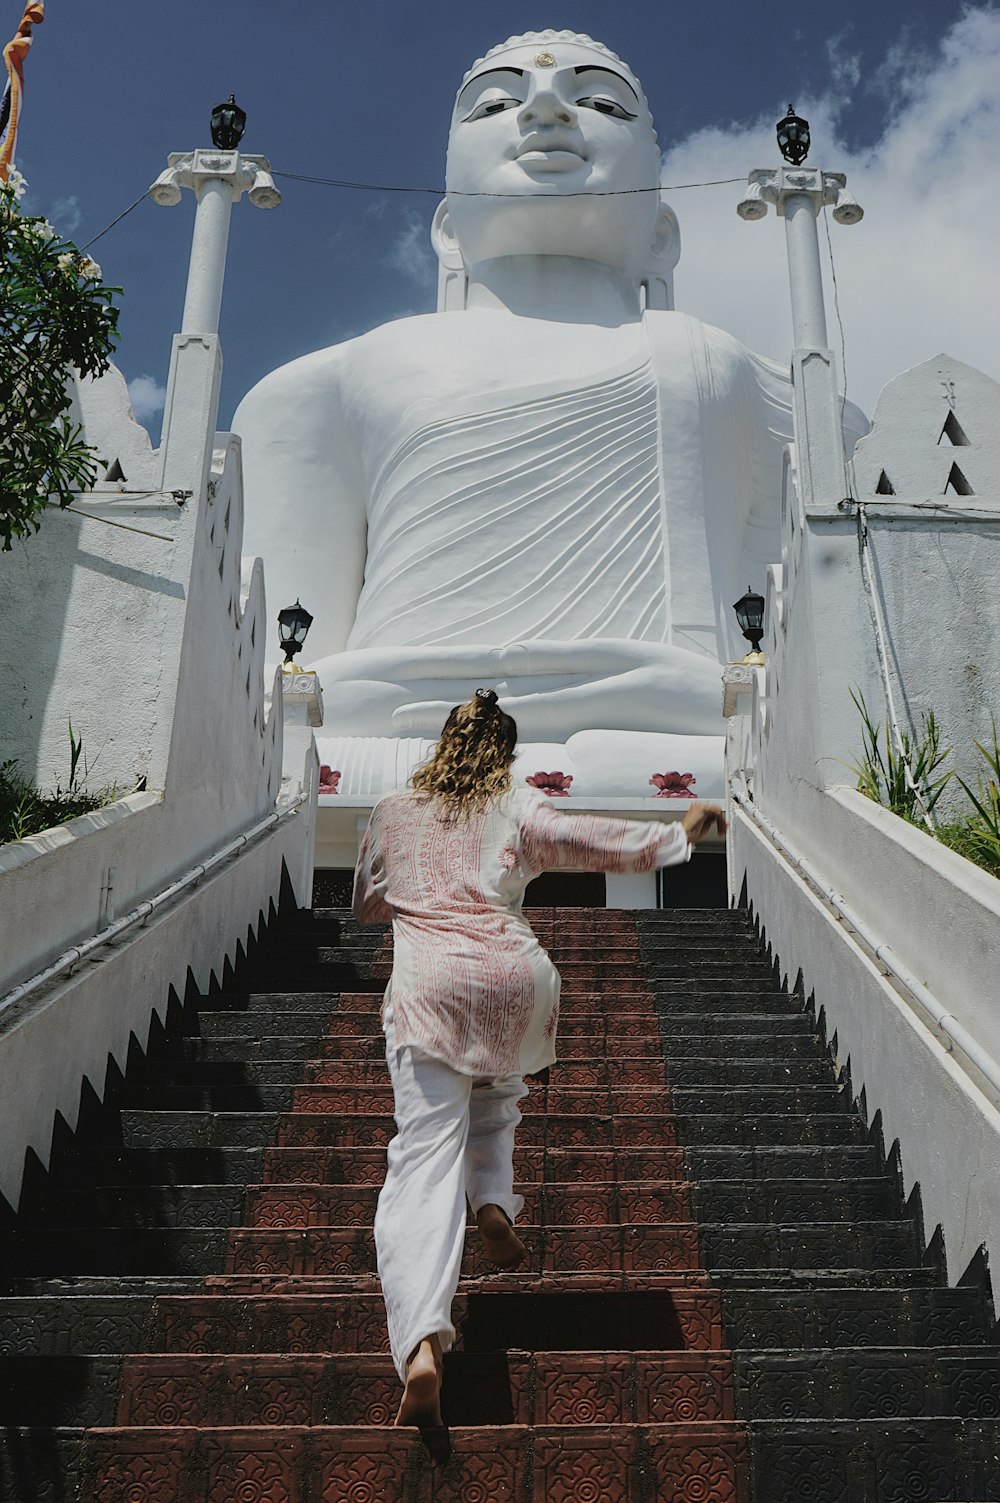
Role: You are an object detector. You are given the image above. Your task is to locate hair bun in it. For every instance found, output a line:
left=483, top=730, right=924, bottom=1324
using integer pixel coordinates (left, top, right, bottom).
left=475, top=687, right=499, bottom=706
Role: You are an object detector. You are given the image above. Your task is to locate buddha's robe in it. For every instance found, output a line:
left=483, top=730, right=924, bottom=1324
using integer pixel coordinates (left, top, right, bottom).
left=236, top=310, right=808, bottom=769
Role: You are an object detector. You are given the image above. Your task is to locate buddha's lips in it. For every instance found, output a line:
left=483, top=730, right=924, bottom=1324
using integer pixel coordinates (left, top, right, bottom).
left=514, top=135, right=586, bottom=161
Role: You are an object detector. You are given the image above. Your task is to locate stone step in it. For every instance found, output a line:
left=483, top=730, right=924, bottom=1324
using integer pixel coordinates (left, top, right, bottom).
left=13, top=1173, right=909, bottom=1251
left=294, top=1055, right=833, bottom=1089
left=9, top=1280, right=989, bottom=1360
left=220, top=1219, right=919, bottom=1280
left=0, top=1285, right=725, bottom=1357
left=691, top=1176, right=901, bottom=1222
left=653, top=990, right=803, bottom=1014
left=48, top=1147, right=268, bottom=1189
left=720, top=1284, right=997, bottom=1349
left=69, top=1421, right=751, bottom=1501
left=10, top=1345, right=999, bottom=1430
left=685, top=1144, right=883, bottom=1180
left=1, top=1348, right=741, bottom=1428
left=675, top=1112, right=864, bottom=1147
left=748, top=1416, right=1000, bottom=1502
left=125, top=1347, right=735, bottom=1427
left=736, top=1347, right=1000, bottom=1422
left=260, top=1146, right=693, bottom=1186
left=121, top=1081, right=294, bottom=1112
left=2, top=1227, right=231, bottom=1277
left=4, top=1216, right=920, bottom=1281
left=16, top=1414, right=1000, bottom=1503
left=568, top=1030, right=823, bottom=1059
left=119, top=1104, right=864, bottom=1154
left=282, top=1081, right=847, bottom=1116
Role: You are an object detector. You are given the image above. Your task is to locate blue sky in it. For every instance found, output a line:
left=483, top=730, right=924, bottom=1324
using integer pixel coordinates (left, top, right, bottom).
left=12, top=1, right=999, bottom=423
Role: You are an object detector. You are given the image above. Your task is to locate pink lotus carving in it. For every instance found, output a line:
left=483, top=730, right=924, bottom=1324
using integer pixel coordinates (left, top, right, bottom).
left=319, top=765, right=342, bottom=794
left=650, top=771, right=696, bottom=797
left=526, top=771, right=573, bottom=797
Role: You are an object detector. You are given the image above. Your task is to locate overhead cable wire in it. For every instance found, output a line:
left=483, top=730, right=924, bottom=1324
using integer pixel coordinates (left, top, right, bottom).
left=80, top=188, right=149, bottom=250
left=270, top=169, right=745, bottom=196
left=77, top=170, right=746, bottom=250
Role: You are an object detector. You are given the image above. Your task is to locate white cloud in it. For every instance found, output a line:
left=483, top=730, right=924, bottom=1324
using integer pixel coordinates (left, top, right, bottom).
left=663, top=7, right=1000, bottom=416
left=385, top=207, right=437, bottom=289
left=127, top=374, right=167, bottom=423
left=51, top=195, right=81, bottom=235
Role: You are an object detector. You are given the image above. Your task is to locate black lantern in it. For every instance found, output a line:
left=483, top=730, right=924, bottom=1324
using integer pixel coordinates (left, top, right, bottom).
left=210, top=94, right=246, bottom=151
left=776, top=104, right=810, bottom=166
left=733, top=587, right=766, bottom=662
left=277, top=599, right=313, bottom=666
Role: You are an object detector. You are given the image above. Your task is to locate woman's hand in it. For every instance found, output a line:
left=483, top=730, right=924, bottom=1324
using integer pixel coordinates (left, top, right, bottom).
left=681, top=801, right=728, bottom=845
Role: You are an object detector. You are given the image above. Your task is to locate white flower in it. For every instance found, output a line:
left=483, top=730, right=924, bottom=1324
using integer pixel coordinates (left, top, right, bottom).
left=56, top=251, right=75, bottom=272
left=6, top=167, right=27, bottom=199
left=31, top=218, right=54, bottom=240
left=78, top=256, right=101, bottom=279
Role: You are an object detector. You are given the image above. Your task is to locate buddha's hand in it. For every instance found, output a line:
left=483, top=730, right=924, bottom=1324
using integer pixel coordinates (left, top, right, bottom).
left=681, top=801, right=728, bottom=845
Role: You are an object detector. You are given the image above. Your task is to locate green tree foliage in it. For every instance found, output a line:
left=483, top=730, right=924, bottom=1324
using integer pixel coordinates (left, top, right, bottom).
left=0, top=172, right=121, bottom=549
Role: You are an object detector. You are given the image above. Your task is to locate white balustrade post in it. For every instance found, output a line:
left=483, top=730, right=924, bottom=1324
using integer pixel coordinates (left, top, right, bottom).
left=181, top=174, right=235, bottom=337
left=148, top=148, right=281, bottom=489
left=737, top=165, right=864, bottom=510
left=782, top=190, right=828, bottom=351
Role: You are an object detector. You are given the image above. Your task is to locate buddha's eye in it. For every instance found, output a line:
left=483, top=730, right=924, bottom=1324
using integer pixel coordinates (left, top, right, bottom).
left=464, top=96, right=520, bottom=122
left=578, top=95, right=636, bottom=120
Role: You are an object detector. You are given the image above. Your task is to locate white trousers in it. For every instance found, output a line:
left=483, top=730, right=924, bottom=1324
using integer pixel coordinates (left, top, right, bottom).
left=374, top=1009, right=527, bottom=1379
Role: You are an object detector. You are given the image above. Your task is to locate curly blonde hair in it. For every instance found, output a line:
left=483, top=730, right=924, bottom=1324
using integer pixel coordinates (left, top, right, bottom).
left=411, top=689, right=518, bottom=817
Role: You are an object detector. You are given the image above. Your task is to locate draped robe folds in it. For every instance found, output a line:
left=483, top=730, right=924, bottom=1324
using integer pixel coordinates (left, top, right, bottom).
left=312, top=312, right=798, bottom=742
left=352, top=786, right=692, bottom=1079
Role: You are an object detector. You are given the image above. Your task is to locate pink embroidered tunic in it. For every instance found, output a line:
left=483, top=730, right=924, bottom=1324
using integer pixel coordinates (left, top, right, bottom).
left=352, top=787, right=691, bottom=1078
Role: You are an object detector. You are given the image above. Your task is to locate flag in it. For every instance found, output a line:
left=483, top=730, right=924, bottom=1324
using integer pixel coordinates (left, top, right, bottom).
left=0, top=2, right=44, bottom=184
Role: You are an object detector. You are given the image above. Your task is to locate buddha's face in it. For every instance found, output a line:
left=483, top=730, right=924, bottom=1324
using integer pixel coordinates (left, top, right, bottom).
left=445, top=40, right=664, bottom=278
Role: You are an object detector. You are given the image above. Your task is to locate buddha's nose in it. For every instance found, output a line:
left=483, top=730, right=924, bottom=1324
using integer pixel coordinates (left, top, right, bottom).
left=518, top=84, right=576, bottom=129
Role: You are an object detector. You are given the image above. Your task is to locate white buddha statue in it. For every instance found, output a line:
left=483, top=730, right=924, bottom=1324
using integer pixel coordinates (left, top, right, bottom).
left=234, top=31, right=802, bottom=798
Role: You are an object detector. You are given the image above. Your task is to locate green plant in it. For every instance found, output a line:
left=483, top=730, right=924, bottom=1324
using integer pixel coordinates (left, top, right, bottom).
left=0, top=172, right=122, bottom=550
left=951, top=717, right=1000, bottom=877
left=849, top=688, right=952, bottom=823
left=0, top=726, right=117, bottom=846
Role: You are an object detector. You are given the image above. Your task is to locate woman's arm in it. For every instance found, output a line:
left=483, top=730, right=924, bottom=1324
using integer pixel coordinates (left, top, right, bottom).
left=519, top=798, right=726, bottom=877
left=352, top=809, right=393, bottom=925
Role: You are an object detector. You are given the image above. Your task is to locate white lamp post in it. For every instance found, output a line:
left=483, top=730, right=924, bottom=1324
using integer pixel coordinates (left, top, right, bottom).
left=149, top=102, right=280, bottom=490
left=737, top=114, right=864, bottom=509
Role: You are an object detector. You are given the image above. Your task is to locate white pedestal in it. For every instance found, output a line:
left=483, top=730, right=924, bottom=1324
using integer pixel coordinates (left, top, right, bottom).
left=605, top=871, right=658, bottom=910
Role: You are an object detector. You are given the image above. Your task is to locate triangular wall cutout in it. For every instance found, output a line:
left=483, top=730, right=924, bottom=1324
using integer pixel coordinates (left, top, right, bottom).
left=103, top=457, right=126, bottom=482
left=944, top=463, right=974, bottom=497
left=938, top=411, right=971, bottom=447
left=875, top=470, right=895, bottom=495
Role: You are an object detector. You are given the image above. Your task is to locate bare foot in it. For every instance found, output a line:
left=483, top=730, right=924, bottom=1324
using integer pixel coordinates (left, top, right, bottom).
left=395, top=1335, right=443, bottom=1429
left=476, top=1203, right=527, bottom=1270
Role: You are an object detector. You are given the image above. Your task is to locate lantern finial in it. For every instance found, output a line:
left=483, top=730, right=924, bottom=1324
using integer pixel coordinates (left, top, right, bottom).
left=776, top=104, right=810, bottom=166
left=277, top=598, right=314, bottom=669
left=733, top=587, right=766, bottom=665
left=210, top=94, right=247, bottom=151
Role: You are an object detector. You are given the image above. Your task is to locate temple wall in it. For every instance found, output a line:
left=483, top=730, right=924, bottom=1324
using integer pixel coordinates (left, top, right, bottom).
left=727, top=352, right=1000, bottom=1282
left=0, top=355, right=319, bottom=1208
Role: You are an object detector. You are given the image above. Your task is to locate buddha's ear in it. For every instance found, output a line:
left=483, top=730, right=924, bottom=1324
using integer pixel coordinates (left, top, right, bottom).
left=431, top=200, right=468, bottom=311
left=642, top=198, right=681, bottom=311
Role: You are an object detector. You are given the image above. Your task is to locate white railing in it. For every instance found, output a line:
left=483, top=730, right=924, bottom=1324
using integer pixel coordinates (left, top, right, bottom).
left=731, top=784, right=1000, bottom=1105
left=0, top=793, right=307, bottom=1026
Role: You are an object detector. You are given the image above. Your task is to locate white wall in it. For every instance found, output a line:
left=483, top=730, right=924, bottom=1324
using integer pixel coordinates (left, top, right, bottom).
left=0, top=330, right=318, bottom=1206
left=732, top=803, right=1000, bottom=1283
left=727, top=350, right=1000, bottom=1282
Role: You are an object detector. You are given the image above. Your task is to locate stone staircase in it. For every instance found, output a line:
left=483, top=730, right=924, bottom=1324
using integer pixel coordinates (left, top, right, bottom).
left=2, top=905, right=999, bottom=1501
